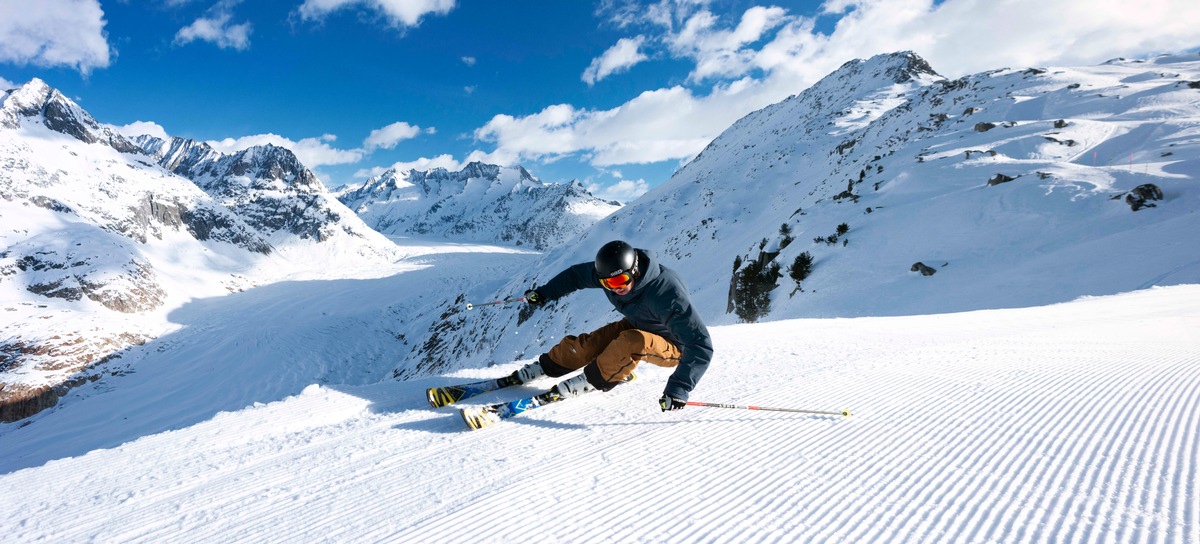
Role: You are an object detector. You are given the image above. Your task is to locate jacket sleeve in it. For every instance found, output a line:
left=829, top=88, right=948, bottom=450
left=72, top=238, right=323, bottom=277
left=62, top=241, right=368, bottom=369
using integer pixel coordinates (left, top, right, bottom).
left=661, top=300, right=714, bottom=402
left=536, top=262, right=598, bottom=302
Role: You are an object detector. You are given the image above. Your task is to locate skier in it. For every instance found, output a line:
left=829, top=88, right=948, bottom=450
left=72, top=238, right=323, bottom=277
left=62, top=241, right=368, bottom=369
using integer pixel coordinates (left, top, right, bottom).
left=513, top=240, right=714, bottom=412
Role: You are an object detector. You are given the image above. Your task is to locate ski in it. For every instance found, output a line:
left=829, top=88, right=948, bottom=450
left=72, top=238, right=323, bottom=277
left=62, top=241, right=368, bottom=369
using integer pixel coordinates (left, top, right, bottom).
left=426, top=375, right=520, bottom=408
left=459, top=371, right=638, bottom=430
left=460, top=390, right=564, bottom=430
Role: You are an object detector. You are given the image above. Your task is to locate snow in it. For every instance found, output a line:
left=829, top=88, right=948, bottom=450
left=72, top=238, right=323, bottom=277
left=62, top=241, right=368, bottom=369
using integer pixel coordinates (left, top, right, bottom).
left=1, top=245, right=1197, bottom=541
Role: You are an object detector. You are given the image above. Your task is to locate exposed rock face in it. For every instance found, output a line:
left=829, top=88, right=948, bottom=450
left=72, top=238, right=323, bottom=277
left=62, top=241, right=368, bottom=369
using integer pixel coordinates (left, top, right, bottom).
left=1, top=332, right=150, bottom=422
left=1, top=242, right=166, bottom=313
left=1, top=78, right=142, bottom=153
left=138, top=136, right=360, bottom=242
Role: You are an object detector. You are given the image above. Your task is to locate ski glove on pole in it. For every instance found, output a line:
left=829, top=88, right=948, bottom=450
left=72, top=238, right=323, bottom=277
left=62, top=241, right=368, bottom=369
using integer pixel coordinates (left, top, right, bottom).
left=524, top=289, right=543, bottom=305
left=660, top=394, right=686, bottom=411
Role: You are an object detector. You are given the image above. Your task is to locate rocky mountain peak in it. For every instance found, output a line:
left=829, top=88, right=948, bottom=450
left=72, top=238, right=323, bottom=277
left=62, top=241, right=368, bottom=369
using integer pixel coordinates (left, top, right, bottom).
left=1, top=78, right=141, bottom=154
left=228, top=143, right=323, bottom=192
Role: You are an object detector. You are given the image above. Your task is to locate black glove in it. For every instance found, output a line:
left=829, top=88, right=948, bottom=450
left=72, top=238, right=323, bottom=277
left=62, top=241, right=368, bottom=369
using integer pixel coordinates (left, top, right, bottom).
left=659, top=394, right=685, bottom=412
left=524, top=289, right=544, bottom=306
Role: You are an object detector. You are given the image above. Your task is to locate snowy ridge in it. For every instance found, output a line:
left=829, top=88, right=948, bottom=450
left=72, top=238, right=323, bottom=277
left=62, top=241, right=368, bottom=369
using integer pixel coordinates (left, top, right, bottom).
left=1, top=282, right=1196, bottom=542
left=337, top=162, right=620, bottom=250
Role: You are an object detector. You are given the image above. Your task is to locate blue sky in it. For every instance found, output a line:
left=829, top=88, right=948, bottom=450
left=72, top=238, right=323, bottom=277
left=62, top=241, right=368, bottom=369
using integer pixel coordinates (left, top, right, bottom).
left=2, top=1, right=1198, bottom=200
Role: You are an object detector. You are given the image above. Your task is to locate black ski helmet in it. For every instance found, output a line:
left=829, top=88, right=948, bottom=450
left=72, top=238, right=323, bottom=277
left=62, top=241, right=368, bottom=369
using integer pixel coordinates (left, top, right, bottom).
left=595, top=240, right=638, bottom=279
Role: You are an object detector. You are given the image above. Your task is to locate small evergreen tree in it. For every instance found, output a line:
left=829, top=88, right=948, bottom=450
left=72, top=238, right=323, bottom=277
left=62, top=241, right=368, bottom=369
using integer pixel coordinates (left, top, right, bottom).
left=731, top=256, right=781, bottom=322
left=837, top=223, right=850, bottom=236
left=790, top=252, right=813, bottom=284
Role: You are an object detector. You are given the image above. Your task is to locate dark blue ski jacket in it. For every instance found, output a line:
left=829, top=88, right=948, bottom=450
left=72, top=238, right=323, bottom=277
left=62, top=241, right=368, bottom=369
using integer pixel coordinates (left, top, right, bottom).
left=537, top=249, right=713, bottom=401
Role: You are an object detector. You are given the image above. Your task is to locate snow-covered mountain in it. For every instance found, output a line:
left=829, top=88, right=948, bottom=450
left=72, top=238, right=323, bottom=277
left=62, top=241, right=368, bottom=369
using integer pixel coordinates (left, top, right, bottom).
left=337, top=162, right=620, bottom=249
left=0, top=79, right=401, bottom=421
left=406, top=51, right=1200, bottom=377
left=136, top=135, right=393, bottom=250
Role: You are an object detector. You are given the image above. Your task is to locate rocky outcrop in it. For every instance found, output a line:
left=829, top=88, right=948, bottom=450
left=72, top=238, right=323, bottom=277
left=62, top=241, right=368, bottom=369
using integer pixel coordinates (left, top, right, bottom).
left=1125, top=183, right=1163, bottom=211
left=911, top=262, right=938, bottom=276
left=1, top=245, right=166, bottom=313
left=0, top=332, right=150, bottom=422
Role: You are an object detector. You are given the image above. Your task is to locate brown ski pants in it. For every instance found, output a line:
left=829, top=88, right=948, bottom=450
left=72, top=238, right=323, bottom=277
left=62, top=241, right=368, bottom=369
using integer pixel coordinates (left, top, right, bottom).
left=543, top=319, right=681, bottom=388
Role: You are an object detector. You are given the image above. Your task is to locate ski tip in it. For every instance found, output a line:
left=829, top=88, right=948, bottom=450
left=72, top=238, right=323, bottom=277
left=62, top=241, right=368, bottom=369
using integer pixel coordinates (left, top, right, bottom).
left=427, top=387, right=461, bottom=409
left=460, top=406, right=500, bottom=431
left=842, top=409, right=852, bottom=418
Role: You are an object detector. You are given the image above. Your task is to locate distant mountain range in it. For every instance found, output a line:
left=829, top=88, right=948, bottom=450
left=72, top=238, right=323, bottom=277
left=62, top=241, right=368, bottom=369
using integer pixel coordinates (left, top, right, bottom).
left=337, top=162, right=619, bottom=250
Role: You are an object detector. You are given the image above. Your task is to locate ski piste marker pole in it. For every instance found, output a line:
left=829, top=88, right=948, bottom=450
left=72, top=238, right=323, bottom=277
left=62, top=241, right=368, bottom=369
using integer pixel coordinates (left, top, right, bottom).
left=686, top=401, right=851, bottom=418
left=465, top=297, right=526, bottom=311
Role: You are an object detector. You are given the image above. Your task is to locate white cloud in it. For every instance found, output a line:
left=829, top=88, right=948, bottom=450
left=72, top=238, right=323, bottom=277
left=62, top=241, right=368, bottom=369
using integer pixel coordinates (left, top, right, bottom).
left=462, top=56, right=476, bottom=66
left=354, top=154, right=462, bottom=179
left=112, top=120, right=170, bottom=141
left=473, top=84, right=757, bottom=167
left=363, top=121, right=423, bottom=151
left=582, top=36, right=649, bottom=85
left=174, top=2, right=253, bottom=50
left=1, top=75, right=16, bottom=90
left=669, top=6, right=789, bottom=82
left=481, top=0, right=1200, bottom=170
left=298, top=0, right=456, bottom=28
left=208, top=133, right=364, bottom=168
left=587, top=177, right=650, bottom=204
left=0, top=0, right=110, bottom=74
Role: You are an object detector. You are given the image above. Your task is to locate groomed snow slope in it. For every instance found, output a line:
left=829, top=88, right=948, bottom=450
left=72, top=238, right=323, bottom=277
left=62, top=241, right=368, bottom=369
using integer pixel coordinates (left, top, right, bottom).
left=2, top=280, right=1197, bottom=542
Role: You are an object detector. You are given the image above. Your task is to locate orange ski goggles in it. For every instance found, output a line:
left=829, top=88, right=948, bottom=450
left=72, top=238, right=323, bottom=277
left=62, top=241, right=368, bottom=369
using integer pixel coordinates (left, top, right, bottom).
left=599, top=272, right=634, bottom=291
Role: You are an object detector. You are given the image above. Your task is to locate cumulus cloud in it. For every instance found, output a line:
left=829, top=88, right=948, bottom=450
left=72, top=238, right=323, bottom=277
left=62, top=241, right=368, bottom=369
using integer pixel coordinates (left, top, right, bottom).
left=462, top=56, right=476, bottom=66
left=112, top=120, right=170, bottom=141
left=354, top=154, right=463, bottom=179
left=587, top=177, right=650, bottom=204
left=473, top=84, right=754, bottom=167
left=0, top=0, right=111, bottom=74
left=668, top=5, right=788, bottom=82
left=478, top=0, right=1200, bottom=169
left=174, top=1, right=253, bottom=50
left=1, top=75, right=16, bottom=90
left=582, top=36, right=649, bottom=85
left=363, top=121, right=425, bottom=151
left=208, top=133, right=365, bottom=168
left=298, top=0, right=456, bottom=28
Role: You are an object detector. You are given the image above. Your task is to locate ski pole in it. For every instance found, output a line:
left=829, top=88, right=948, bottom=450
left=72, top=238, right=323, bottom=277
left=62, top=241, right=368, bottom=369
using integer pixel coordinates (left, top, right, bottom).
left=465, top=297, right=526, bottom=311
left=685, top=401, right=851, bottom=417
